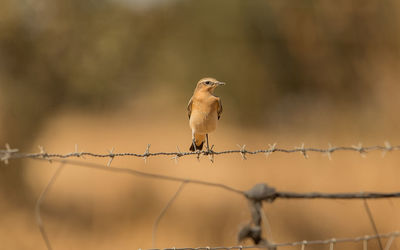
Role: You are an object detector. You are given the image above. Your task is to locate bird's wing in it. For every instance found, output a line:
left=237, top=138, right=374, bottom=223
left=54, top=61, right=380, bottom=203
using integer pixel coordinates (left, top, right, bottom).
left=217, top=97, right=223, bottom=120
left=187, top=97, right=193, bottom=119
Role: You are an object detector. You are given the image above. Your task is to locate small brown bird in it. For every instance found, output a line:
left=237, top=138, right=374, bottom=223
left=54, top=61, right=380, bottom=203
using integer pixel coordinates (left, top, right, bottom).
left=187, top=77, right=225, bottom=151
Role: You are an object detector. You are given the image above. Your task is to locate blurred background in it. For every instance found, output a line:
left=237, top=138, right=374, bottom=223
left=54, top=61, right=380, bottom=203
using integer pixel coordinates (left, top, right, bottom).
left=1, top=0, right=400, bottom=249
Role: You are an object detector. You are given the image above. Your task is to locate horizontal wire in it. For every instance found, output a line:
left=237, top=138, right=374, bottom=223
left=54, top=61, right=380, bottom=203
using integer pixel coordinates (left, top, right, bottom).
left=275, top=191, right=400, bottom=199
left=1, top=144, right=400, bottom=162
left=11, top=146, right=398, bottom=250
left=144, top=231, right=400, bottom=250
left=24, top=158, right=400, bottom=201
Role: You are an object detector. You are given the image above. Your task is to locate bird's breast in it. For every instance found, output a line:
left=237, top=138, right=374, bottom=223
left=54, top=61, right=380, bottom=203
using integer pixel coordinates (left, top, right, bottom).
left=189, top=110, right=218, bottom=134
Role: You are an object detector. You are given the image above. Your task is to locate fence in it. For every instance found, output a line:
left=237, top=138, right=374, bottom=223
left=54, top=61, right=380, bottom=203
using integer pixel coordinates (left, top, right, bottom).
left=1, top=143, right=400, bottom=250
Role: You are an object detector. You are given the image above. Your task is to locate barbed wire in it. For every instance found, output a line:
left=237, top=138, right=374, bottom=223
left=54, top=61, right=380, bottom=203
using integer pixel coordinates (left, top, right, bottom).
left=1, top=142, right=400, bottom=164
left=2, top=143, right=397, bottom=250
left=30, top=157, right=400, bottom=250
left=144, top=231, right=400, bottom=250
left=30, top=158, right=400, bottom=201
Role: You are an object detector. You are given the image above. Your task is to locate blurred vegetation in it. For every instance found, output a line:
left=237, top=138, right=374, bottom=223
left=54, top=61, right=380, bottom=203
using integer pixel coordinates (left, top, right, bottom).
left=1, top=0, right=400, bottom=206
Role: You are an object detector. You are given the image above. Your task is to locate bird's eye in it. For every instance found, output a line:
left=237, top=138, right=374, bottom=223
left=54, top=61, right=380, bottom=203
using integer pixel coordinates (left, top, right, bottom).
left=205, top=81, right=211, bottom=85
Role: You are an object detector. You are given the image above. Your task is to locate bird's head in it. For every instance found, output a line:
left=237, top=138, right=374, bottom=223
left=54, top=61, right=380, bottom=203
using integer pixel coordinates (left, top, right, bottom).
left=195, top=77, right=226, bottom=93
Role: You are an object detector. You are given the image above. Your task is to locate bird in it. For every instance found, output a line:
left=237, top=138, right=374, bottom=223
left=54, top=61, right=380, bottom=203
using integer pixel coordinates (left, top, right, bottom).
left=187, top=77, right=225, bottom=151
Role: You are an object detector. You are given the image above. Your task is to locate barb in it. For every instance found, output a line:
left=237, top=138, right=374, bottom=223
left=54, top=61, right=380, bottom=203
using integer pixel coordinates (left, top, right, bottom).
left=0, top=143, right=19, bottom=164
left=237, top=144, right=247, bottom=160
left=329, top=238, right=335, bottom=250
left=3, top=143, right=400, bottom=162
left=353, top=143, right=367, bottom=157
left=73, top=144, right=84, bottom=158
left=171, top=146, right=183, bottom=164
left=326, top=143, right=333, bottom=160
left=35, top=162, right=65, bottom=250
left=382, top=141, right=393, bottom=158
left=144, top=144, right=151, bottom=164
left=384, top=235, right=395, bottom=250
left=264, top=143, right=276, bottom=159
left=144, top=231, right=400, bottom=250
left=295, top=143, right=308, bottom=159
left=363, top=237, right=368, bottom=250
left=301, top=241, right=307, bottom=250
left=207, top=145, right=215, bottom=163
left=152, top=181, right=187, bottom=247
left=106, top=147, right=115, bottom=167
left=38, top=145, right=52, bottom=163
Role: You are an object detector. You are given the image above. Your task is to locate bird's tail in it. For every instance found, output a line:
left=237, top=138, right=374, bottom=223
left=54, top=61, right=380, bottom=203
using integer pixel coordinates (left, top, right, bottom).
left=189, top=141, right=204, bottom=151
left=189, top=134, right=205, bottom=151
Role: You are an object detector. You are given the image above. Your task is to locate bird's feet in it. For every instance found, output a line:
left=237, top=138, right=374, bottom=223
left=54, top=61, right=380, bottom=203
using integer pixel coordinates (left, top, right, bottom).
left=204, top=144, right=214, bottom=155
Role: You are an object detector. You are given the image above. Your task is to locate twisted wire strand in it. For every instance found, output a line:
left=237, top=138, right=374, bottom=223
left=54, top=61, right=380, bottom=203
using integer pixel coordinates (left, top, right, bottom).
left=30, top=158, right=400, bottom=201
left=4, top=144, right=398, bottom=250
left=2, top=144, right=400, bottom=162
left=144, top=231, right=400, bottom=250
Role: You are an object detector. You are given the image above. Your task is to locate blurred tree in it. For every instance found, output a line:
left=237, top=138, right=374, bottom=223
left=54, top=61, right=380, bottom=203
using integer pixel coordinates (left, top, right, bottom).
left=1, top=0, right=400, bottom=206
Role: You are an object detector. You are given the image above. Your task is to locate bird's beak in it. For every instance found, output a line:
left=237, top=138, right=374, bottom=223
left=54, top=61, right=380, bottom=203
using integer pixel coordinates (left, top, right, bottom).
left=217, top=81, right=226, bottom=86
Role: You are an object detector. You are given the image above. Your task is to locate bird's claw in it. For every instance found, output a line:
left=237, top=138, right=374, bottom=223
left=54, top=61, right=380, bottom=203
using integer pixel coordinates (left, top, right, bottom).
left=203, top=144, right=215, bottom=155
